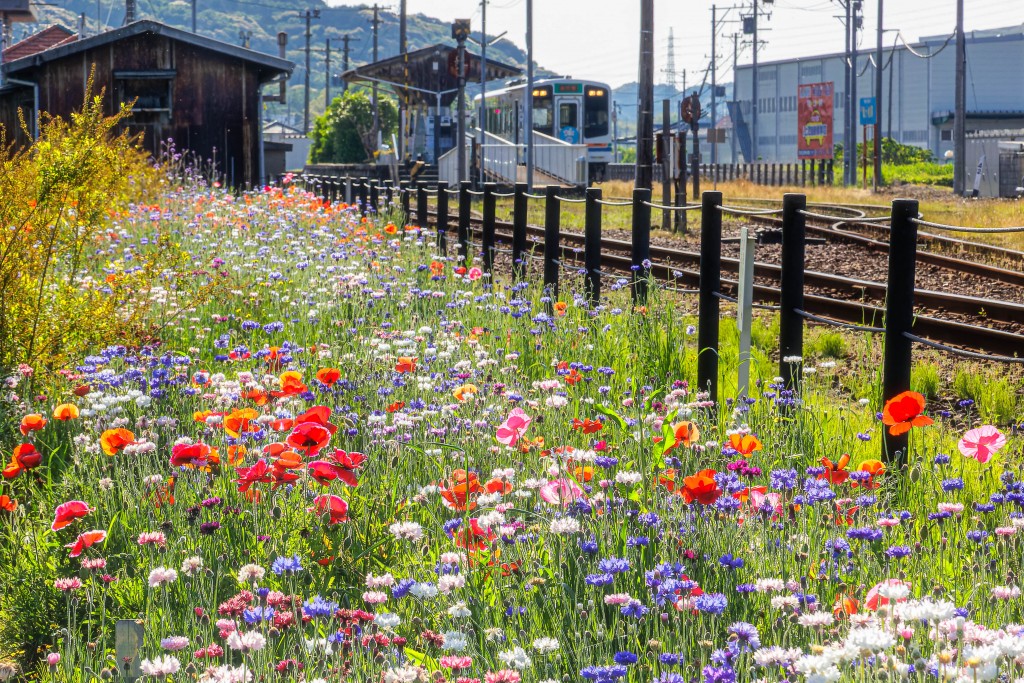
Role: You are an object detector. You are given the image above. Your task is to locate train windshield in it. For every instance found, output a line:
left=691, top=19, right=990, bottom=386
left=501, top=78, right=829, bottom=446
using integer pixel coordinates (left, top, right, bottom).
left=585, top=87, right=610, bottom=138
left=532, top=88, right=553, bottom=136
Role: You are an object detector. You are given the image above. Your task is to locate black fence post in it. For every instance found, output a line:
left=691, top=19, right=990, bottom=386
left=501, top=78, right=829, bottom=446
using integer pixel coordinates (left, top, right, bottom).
left=779, top=193, right=807, bottom=391
left=482, top=182, right=497, bottom=272
left=358, top=177, right=368, bottom=216
left=345, top=176, right=353, bottom=205
left=369, top=179, right=379, bottom=215
left=458, top=180, right=471, bottom=265
left=882, top=199, right=920, bottom=467
left=543, top=185, right=561, bottom=300
left=400, top=180, right=411, bottom=221
left=417, top=184, right=429, bottom=227
left=436, top=181, right=449, bottom=253
left=631, top=187, right=652, bottom=306
left=584, top=186, right=602, bottom=306
left=512, top=183, right=528, bottom=281
left=698, top=190, right=723, bottom=402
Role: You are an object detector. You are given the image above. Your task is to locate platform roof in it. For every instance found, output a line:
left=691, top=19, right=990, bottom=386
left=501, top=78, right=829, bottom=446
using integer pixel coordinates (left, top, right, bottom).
left=341, top=43, right=522, bottom=108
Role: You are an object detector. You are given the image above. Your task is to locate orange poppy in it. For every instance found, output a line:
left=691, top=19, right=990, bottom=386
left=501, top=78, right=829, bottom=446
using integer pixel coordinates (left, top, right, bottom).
left=395, top=357, right=417, bottom=373
left=665, top=421, right=700, bottom=452
left=553, top=301, right=568, bottom=316
left=429, top=261, right=445, bottom=276
left=316, top=367, right=341, bottom=386
left=439, top=469, right=483, bottom=511
left=52, top=404, right=80, bottom=421
left=833, top=593, right=859, bottom=619
left=19, top=414, right=46, bottom=435
left=453, top=384, right=478, bottom=402
left=241, top=389, right=269, bottom=405
left=882, top=390, right=933, bottom=436
left=731, top=485, right=767, bottom=504
left=223, top=408, right=259, bottom=438
left=0, top=495, right=16, bottom=512
left=386, top=401, right=406, bottom=413
left=658, top=468, right=679, bottom=493
left=819, top=454, right=851, bottom=485
left=728, top=433, right=762, bottom=455
left=271, top=371, right=308, bottom=397
left=153, top=476, right=176, bottom=508
left=573, top=465, right=594, bottom=482
left=3, top=443, right=42, bottom=479
left=853, top=459, right=886, bottom=489
left=100, top=428, right=135, bottom=456
left=681, top=469, right=722, bottom=505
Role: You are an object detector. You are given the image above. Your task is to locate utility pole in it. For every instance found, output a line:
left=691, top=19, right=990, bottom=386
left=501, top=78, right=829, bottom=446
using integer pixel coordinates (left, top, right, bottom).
left=525, top=0, right=534, bottom=189
left=370, top=4, right=381, bottom=148
left=480, top=0, right=488, bottom=145
left=711, top=5, right=718, bottom=165
left=636, top=0, right=655, bottom=189
left=399, top=0, right=407, bottom=161
left=751, top=0, right=758, bottom=162
left=732, top=32, right=739, bottom=164
left=849, top=1, right=860, bottom=186
left=842, top=0, right=851, bottom=184
left=874, top=0, right=883, bottom=189
left=953, top=0, right=966, bottom=195
left=613, top=101, right=620, bottom=162
left=325, top=38, right=332, bottom=108
left=191, top=0, right=196, bottom=33
left=453, top=19, right=471, bottom=183
left=301, top=8, right=320, bottom=135
left=341, top=35, right=353, bottom=93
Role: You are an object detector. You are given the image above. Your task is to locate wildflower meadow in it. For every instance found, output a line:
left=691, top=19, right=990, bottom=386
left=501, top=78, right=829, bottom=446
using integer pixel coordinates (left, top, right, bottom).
left=1, top=172, right=1023, bottom=683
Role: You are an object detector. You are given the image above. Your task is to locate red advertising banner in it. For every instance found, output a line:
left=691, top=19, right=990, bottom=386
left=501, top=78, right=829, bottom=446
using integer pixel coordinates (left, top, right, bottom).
left=797, top=81, right=834, bottom=160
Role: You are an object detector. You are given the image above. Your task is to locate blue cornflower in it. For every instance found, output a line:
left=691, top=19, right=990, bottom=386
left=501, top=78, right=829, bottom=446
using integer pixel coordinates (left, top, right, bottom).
left=933, top=453, right=951, bottom=465
left=659, top=653, right=685, bottom=666
left=242, top=605, right=274, bottom=624
left=581, top=664, right=628, bottom=682
left=727, top=621, right=760, bottom=650
left=966, top=530, right=989, bottom=543
left=302, top=596, right=338, bottom=619
left=613, top=651, right=638, bottom=665
left=846, top=527, right=884, bottom=542
left=620, top=599, right=649, bottom=618
left=694, top=592, right=728, bottom=615
left=941, top=478, right=965, bottom=492
left=579, top=537, right=599, bottom=554
left=585, top=573, right=615, bottom=586
left=597, top=557, right=630, bottom=574
left=392, top=578, right=416, bottom=598
left=718, top=553, right=744, bottom=570
left=885, top=545, right=913, bottom=559
left=271, top=554, right=303, bottom=575
left=769, top=468, right=798, bottom=490
left=703, top=665, right=736, bottom=683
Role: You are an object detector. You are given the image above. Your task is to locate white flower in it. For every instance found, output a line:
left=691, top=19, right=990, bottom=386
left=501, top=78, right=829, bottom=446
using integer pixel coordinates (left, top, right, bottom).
left=438, top=574, right=466, bottom=594
left=148, top=567, right=178, bottom=588
left=497, top=646, right=532, bottom=670
left=374, top=613, right=401, bottom=630
left=753, top=647, right=802, bottom=668
left=549, top=517, right=581, bottom=535
left=533, top=637, right=560, bottom=654
left=236, top=564, right=265, bottom=584
left=366, top=572, right=396, bottom=588
left=614, top=471, right=642, bottom=485
left=226, top=631, right=266, bottom=652
left=442, top=631, right=468, bottom=651
left=382, top=665, right=426, bottom=683
left=895, top=599, right=957, bottom=623
left=181, top=556, right=204, bottom=576
left=770, top=595, right=799, bottom=610
left=197, top=665, right=252, bottom=683
left=845, top=627, right=896, bottom=653
left=797, top=612, right=834, bottom=628
left=409, top=582, right=438, bottom=600
left=389, top=521, right=423, bottom=541
left=755, top=578, right=786, bottom=592
left=140, top=656, right=180, bottom=678
left=877, top=581, right=911, bottom=601
left=448, top=601, right=472, bottom=618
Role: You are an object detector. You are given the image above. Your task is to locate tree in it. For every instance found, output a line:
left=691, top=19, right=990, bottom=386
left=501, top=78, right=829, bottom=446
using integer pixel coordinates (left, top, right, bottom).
left=309, top=90, right=398, bottom=164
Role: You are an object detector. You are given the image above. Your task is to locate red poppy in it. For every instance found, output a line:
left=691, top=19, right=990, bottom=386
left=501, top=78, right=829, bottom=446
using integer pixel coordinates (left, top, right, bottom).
left=728, top=433, right=762, bottom=456
left=572, top=418, right=603, bottom=434
left=386, top=401, right=405, bottom=413
left=153, top=476, right=176, bottom=508
left=658, top=468, right=679, bottom=493
left=819, top=454, right=851, bottom=485
left=326, top=449, right=366, bottom=487
left=0, top=495, right=17, bottom=512
left=316, top=367, right=341, bottom=386
left=882, top=390, right=933, bottom=436
left=52, top=500, right=91, bottom=531
left=309, top=494, right=348, bottom=524
left=19, top=414, right=46, bottom=435
left=308, top=460, right=344, bottom=486
left=241, top=389, right=269, bottom=405
left=286, top=422, right=332, bottom=455
left=667, top=421, right=700, bottom=451
left=170, top=442, right=212, bottom=468
left=681, top=469, right=722, bottom=505
left=100, top=428, right=135, bottom=456
left=452, top=518, right=495, bottom=551
left=66, top=530, right=107, bottom=558
left=269, top=418, right=294, bottom=432
left=833, top=593, right=859, bottom=619
left=3, top=443, right=42, bottom=479
left=429, top=261, right=445, bottom=276
left=294, top=406, right=338, bottom=434
left=732, top=485, right=767, bottom=504
left=235, top=459, right=273, bottom=493
left=73, top=384, right=91, bottom=397
left=271, top=371, right=308, bottom=397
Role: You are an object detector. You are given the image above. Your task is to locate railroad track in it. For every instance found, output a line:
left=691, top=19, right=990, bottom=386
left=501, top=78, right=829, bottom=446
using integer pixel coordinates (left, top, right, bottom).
left=426, top=209, right=1024, bottom=358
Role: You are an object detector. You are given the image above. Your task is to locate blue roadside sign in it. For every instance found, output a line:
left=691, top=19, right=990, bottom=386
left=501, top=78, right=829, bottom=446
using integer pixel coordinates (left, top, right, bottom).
left=859, top=97, right=877, bottom=126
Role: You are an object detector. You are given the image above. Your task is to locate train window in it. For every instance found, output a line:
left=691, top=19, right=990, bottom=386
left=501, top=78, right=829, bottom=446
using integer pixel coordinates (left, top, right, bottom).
left=559, top=102, right=578, bottom=128
left=585, top=89, right=609, bottom=138
left=532, top=95, right=553, bottom=136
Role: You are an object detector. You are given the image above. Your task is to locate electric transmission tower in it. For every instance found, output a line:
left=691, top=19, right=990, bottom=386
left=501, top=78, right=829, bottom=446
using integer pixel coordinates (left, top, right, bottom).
left=663, top=27, right=680, bottom=91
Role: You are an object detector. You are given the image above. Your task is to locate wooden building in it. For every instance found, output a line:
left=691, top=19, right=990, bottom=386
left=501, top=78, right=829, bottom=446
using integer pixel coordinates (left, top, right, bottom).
left=0, top=20, right=293, bottom=186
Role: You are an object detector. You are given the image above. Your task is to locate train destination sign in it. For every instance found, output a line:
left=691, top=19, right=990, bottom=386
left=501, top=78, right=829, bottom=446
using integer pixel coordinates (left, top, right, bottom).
left=797, top=81, right=835, bottom=160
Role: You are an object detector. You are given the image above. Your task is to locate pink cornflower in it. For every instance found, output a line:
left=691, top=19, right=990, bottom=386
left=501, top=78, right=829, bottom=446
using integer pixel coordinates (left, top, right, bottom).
left=54, top=577, right=82, bottom=592
left=194, top=643, right=224, bottom=659
left=138, top=531, right=167, bottom=546
left=362, top=591, right=388, bottom=604
left=81, top=557, right=107, bottom=570
left=603, top=593, right=633, bottom=605
left=484, top=671, right=520, bottom=683
left=937, top=503, right=964, bottom=514
left=995, top=526, right=1017, bottom=536
left=440, top=656, right=473, bottom=671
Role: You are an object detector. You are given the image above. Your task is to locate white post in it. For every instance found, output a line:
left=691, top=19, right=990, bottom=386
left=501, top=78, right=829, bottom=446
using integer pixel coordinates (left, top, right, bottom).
left=737, top=226, right=756, bottom=399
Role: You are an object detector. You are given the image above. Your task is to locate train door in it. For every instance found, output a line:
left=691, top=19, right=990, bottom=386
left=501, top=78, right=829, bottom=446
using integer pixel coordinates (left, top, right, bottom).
left=557, top=97, right=582, bottom=144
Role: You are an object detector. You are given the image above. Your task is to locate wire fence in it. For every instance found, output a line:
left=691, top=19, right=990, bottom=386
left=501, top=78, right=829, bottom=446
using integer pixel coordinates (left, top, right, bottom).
left=904, top=333, right=1024, bottom=363
left=718, top=206, right=785, bottom=217
left=643, top=201, right=702, bottom=212
left=794, top=309, right=886, bottom=334
left=910, top=218, right=1024, bottom=234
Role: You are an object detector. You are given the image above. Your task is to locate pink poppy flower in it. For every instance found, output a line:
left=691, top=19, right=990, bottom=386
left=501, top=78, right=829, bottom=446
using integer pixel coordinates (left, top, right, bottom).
left=52, top=500, right=92, bottom=531
left=538, top=478, right=586, bottom=506
left=495, top=408, right=532, bottom=447
left=65, top=530, right=107, bottom=558
left=958, top=425, right=1006, bottom=464
left=468, top=267, right=483, bottom=281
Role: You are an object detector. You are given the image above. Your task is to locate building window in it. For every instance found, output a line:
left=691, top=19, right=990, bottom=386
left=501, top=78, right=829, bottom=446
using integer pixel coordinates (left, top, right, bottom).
left=940, top=129, right=952, bottom=141
left=114, top=70, right=175, bottom=114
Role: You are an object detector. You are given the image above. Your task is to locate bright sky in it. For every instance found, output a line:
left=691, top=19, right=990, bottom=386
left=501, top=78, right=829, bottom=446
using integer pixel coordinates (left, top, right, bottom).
left=325, top=0, right=1022, bottom=88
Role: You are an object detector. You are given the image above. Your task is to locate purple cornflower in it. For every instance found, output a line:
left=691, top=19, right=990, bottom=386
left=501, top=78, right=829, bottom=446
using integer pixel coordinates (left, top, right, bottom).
left=694, top=592, right=728, bottom=615
left=846, top=527, right=884, bottom=542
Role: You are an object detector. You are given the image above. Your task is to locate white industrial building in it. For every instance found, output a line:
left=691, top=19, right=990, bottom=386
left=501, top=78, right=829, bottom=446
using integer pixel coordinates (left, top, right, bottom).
left=730, top=25, right=1024, bottom=163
